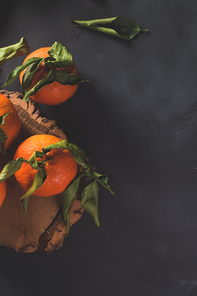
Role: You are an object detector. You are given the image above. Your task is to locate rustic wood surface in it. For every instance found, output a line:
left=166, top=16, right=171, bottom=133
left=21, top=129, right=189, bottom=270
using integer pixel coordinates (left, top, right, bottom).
left=0, top=90, right=90, bottom=253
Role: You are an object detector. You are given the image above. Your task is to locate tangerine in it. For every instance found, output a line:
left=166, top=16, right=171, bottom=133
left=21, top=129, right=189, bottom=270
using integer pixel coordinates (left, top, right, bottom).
left=0, top=93, right=21, bottom=150
left=14, top=134, right=78, bottom=197
left=19, top=47, right=78, bottom=105
left=0, top=179, right=7, bottom=207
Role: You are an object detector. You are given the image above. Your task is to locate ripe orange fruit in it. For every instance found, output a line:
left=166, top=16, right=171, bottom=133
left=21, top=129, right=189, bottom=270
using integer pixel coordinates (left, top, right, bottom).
left=0, top=93, right=21, bottom=150
left=14, top=134, right=78, bottom=197
left=0, top=179, right=7, bottom=207
left=19, top=47, right=78, bottom=105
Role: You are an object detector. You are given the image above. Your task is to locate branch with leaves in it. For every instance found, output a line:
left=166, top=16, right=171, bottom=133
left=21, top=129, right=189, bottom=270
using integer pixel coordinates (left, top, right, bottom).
left=0, top=140, right=114, bottom=234
left=2, top=42, right=88, bottom=107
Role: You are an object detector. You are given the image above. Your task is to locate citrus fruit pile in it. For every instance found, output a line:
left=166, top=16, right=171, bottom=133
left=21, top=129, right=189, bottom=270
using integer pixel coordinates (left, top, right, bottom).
left=0, top=40, right=113, bottom=233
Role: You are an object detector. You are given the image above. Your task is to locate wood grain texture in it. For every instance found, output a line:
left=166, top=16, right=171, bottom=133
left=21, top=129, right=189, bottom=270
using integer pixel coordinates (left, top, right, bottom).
left=0, top=90, right=91, bottom=253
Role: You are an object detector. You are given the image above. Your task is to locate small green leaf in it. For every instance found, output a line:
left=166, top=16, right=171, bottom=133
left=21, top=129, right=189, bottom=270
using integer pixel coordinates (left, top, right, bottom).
left=55, top=70, right=88, bottom=85
left=62, top=176, right=82, bottom=234
left=22, top=67, right=57, bottom=105
left=93, top=172, right=114, bottom=194
left=48, top=41, right=74, bottom=68
left=66, top=143, right=91, bottom=169
left=28, top=150, right=46, bottom=170
left=81, top=181, right=100, bottom=227
left=2, top=57, right=42, bottom=88
left=0, top=113, right=9, bottom=154
left=0, top=128, right=8, bottom=154
left=86, top=170, right=114, bottom=195
left=0, top=113, right=9, bottom=126
left=42, top=140, right=91, bottom=169
left=20, top=168, right=47, bottom=215
left=0, top=158, right=28, bottom=182
left=72, top=16, right=148, bottom=40
left=92, top=172, right=108, bottom=183
left=42, top=140, right=69, bottom=153
left=22, top=58, right=45, bottom=96
left=0, top=37, right=29, bottom=67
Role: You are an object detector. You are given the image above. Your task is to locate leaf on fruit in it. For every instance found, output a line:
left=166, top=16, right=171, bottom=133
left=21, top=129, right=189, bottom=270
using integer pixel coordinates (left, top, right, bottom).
left=22, top=67, right=57, bottom=106
left=48, top=41, right=74, bottom=68
left=21, top=168, right=47, bottom=215
left=72, top=16, right=149, bottom=40
left=2, top=57, right=42, bottom=88
left=21, top=58, right=45, bottom=96
left=42, top=140, right=91, bottom=169
left=0, top=37, right=29, bottom=67
left=0, top=128, right=8, bottom=154
left=55, top=71, right=88, bottom=85
left=0, top=113, right=9, bottom=154
left=0, top=158, right=28, bottom=182
left=28, top=150, right=46, bottom=170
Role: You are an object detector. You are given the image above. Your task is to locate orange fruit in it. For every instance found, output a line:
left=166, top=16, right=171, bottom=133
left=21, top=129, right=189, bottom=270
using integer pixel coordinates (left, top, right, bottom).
left=14, top=134, right=78, bottom=197
left=0, top=179, right=7, bottom=207
left=19, top=47, right=78, bottom=105
left=0, top=93, right=21, bottom=150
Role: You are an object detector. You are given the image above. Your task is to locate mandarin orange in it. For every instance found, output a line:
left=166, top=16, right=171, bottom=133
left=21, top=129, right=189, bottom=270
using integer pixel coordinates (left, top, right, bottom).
left=19, top=47, right=78, bottom=105
left=0, top=93, right=21, bottom=150
left=14, top=134, right=77, bottom=197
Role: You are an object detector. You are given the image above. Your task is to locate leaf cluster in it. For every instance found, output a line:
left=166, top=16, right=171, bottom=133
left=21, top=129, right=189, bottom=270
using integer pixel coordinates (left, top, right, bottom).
left=0, top=140, right=114, bottom=234
left=2, top=42, right=88, bottom=107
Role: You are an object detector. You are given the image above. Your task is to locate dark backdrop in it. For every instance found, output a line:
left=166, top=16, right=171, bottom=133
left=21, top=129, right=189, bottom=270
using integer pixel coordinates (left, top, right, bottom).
left=1, top=1, right=197, bottom=295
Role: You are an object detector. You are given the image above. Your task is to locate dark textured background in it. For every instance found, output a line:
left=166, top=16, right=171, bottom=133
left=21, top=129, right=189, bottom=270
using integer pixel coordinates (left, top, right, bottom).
left=1, top=1, right=197, bottom=295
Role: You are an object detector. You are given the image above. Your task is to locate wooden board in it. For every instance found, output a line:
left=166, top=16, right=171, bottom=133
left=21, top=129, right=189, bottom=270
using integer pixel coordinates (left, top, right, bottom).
left=0, top=90, right=91, bottom=253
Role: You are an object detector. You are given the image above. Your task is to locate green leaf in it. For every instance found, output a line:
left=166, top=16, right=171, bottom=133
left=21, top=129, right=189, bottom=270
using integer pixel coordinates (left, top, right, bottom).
left=92, top=172, right=114, bottom=194
left=20, top=168, right=47, bottom=215
left=72, top=16, right=149, bottom=40
left=55, top=70, right=88, bottom=85
left=48, top=41, right=74, bottom=68
left=42, top=140, right=91, bottom=169
left=21, top=58, right=45, bottom=96
left=62, top=176, right=82, bottom=234
left=0, top=113, right=9, bottom=154
left=81, top=181, right=100, bottom=227
left=0, top=113, right=9, bottom=126
left=2, top=41, right=88, bottom=96
left=0, top=158, right=28, bottom=182
left=0, top=37, right=29, bottom=67
left=0, top=128, right=8, bottom=154
left=2, top=57, right=42, bottom=88
left=92, top=172, right=108, bottom=183
left=64, top=142, right=91, bottom=169
left=28, top=150, right=46, bottom=170
left=22, top=67, right=57, bottom=105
